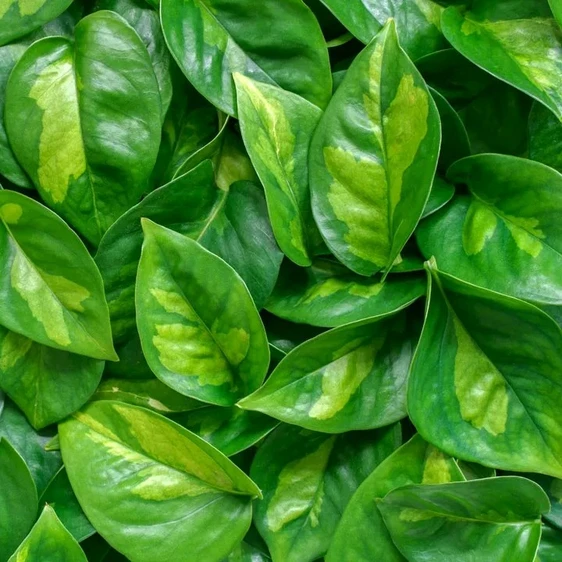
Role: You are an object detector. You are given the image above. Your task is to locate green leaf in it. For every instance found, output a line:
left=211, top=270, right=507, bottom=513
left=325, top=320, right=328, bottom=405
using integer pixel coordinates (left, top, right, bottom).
left=39, top=468, right=95, bottom=543
left=529, top=102, right=562, bottom=174
left=93, top=0, right=173, bottom=116
left=318, top=0, right=446, bottom=59
left=161, top=0, right=332, bottom=115
left=520, top=473, right=562, bottom=530
left=441, top=3, right=562, bottom=120
left=0, top=44, right=30, bottom=188
left=136, top=219, right=270, bottom=406
left=309, top=20, right=440, bottom=276
left=327, top=434, right=465, bottom=562
left=8, top=504, right=88, bottom=562
left=239, top=310, right=417, bottom=433
left=266, top=258, right=425, bottom=327
left=234, top=74, right=322, bottom=266
left=0, top=399, right=61, bottom=495
left=223, top=542, right=271, bottom=562
left=0, top=438, right=38, bottom=561
left=0, top=190, right=116, bottom=360
left=251, top=423, right=401, bottom=562
left=0, top=0, right=72, bottom=46
left=456, top=460, right=496, bottom=481
left=379, top=477, right=550, bottom=562
left=0, top=325, right=104, bottom=429
left=550, top=0, right=562, bottom=26
left=409, top=262, right=562, bottom=478
left=421, top=178, right=455, bottom=219
left=96, top=161, right=281, bottom=358
left=537, top=526, right=562, bottom=561
left=5, top=11, right=162, bottom=245
left=417, top=155, right=562, bottom=311
left=59, top=401, right=261, bottom=562
left=171, top=406, right=279, bottom=456
left=93, top=378, right=202, bottom=414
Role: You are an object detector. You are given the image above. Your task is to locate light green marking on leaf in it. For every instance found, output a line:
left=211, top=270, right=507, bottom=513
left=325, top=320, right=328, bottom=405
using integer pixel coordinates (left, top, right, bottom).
left=28, top=54, right=86, bottom=203
left=153, top=324, right=232, bottom=387
left=198, top=1, right=227, bottom=50
left=363, top=37, right=385, bottom=148
left=267, top=436, right=335, bottom=532
left=482, top=18, right=561, bottom=95
left=18, top=0, right=43, bottom=16
left=309, top=337, right=384, bottom=420
left=211, top=323, right=249, bottom=367
left=0, top=203, right=23, bottom=224
left=302, top=277, right=383, bottom=303
left=309, top=479, right=324, bottom=528
left=383, top=74, right=429, bottom=217
left=462, top=200, right=498, bottom=255
left=325, top=146, right=389, bottom=267
left=504, top=215, right=545, bottom=257
left=461, top=18, right=479, bottom=36
left=39, top=270, right=90, bottom=312
left=150, top=288, right=233, bottom=387
left=0, top=0, right=13, bottom=18
left=399, top=508, right=436, bottom=522
left=422, top=447, right=452, bottom=484
left=74, top=411, right=121, bottom=443
left=15, top=542, right=29, bottom=562
left=0, top=330, right=32, bottom=371
left=11, top=252, right=70, bottom=347
left=414, top=0, right=443, bottom=29
left=453, top=315, right=508, bottom=436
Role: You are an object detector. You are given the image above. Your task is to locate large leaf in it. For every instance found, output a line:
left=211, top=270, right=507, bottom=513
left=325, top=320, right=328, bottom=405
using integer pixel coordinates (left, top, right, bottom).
left=5, top=11, right=162, bottom=245
left=409, top=262, right=562, bottom=478
left=251, top=423, right=401, bottom=562
left=522, top=474, right=562, bottom=530
left=416, top=155, right=562, bottom=311
left=0, top=399, right=61, bottom=495
left=309, top=21, right=440, bottom=276
left=327, top=434, right=464, bottom=562
left=160, top=0, right=332, bottom=115
left=136, top=220, right=269, bottom=406
left=0, top=326, right=103, bottom=429
left=39, top=467, right=95, bottom=542
left=0, top=190, right=116, bottom=361
left=96, top=161, right=281, bottom=351
left=318, top=0, right=447, bottom=59
left=441, top=2, right=562, bottom=120
left=239, top=310, right=417, bottom=433
left=171, top=407, right=279, bottom=457
left=0, top=0, right=72, bottom=45
left=0, top=438, right=38, bottom=561
left=0, top=44, right=30, bottom=188
left=538, top=526, right=562, bottom=561
left=93, top=378, right=201, bottom=414
left=266, top=258, right=425, bottom=327
left=94, top=0, right=173, bottom=116
left=379, top=477, right=549, bottom=562
left=234, top=75, right=322, bottom=266
left=8, top=505, right=88, bottom=562
left=60, top=401, right=261, bottom=562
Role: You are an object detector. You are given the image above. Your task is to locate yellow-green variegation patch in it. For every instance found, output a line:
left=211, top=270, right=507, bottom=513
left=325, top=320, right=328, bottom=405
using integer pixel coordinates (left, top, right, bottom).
left=310, top=21, right=440, bottom=276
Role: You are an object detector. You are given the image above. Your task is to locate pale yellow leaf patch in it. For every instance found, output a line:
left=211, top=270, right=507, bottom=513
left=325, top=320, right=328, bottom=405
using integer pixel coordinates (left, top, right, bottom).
left=414, top=0, right=444, bottom=29
left=363, top=37, right=385, bottom=148
left=462, top=200, right=498, bottom=255
left=399, top=508, right=436, bottom=522
left=0, top=203, right=22, bottom=224
left=302, top=277, right=384, bottom=304
left=18, top=0, right=43, bottom=16
left=267, top=437, right=335, bottom=532
left=504, top=215, right=544, bottom=258
left=0, top=330, right=32, bottom=371
left=453, top=315, right=508, bottom=436
left=39, top=270, right=90, bottom=312
left=29, top=54, right=86, bottom=203
left=422, top=447, right=452, bottom=484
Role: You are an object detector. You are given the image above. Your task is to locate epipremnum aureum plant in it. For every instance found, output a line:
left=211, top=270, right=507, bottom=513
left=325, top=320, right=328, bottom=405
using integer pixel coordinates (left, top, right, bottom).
left=0, top=0, right=562, bottom=561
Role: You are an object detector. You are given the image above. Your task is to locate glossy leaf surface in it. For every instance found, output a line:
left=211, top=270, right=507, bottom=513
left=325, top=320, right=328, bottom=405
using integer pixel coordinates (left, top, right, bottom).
left=310, top=21, right=440, bottom=276
left=136, top=220, right=269, bottom=405
left=60, top=401, right=261, bottom=562
left=0, top=190, right=116, bottom=360
left=5, top=11, right=162, bottom=245
left=409, top=264, right=562, bottom=478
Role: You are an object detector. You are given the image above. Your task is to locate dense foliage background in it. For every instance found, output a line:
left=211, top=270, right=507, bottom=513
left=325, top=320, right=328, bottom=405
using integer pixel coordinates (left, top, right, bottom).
left=0, top=0, right=562, bottom=560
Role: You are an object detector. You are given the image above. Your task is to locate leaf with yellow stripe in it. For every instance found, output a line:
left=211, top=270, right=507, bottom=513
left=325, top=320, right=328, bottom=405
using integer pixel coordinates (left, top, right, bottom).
left=235, top=75, right=322, bottom=266
left=239, top=308, right=418, bottom=433
left=59, top=401, right=260, bottom=562
left=327, top=434, right=465, bottom=562
left=136, top=220, right=270, bottom=406
left=251, top=423, right=401, bottom=562
left=0, top=0, right=72, bottom=46
left=309, top=20, right=440, bottom=276
left=0, top=326, right=104, bottom=430
left=409, top=261, right=562, bottom=478
left=0, top=190, right=116, bottom=361
left=8, top=505, right=87, bottom=562
left=5, top=11, right=162, bottom=245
